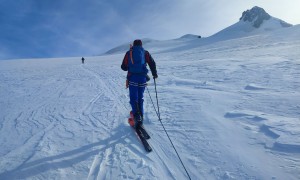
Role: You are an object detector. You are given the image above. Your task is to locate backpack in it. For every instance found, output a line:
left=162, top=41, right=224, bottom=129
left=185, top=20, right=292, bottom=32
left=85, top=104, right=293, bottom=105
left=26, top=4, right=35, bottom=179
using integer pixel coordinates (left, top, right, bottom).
left=128, top=46, right=148, bottom=74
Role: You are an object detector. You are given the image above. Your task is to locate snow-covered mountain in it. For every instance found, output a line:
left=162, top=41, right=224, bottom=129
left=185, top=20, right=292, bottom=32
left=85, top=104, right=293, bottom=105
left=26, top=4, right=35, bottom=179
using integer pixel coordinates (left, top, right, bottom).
left=240, top=6, right=291, bottom=28
left=0, top=6, right=300, bottom=180
left=211, top=6, right=293, bottom=40
left=106, top=6, right=294, bottom=55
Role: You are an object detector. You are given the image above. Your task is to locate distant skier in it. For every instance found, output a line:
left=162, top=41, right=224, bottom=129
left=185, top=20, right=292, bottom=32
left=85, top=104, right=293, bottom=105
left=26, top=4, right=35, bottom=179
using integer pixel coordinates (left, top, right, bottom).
left=121, top=39, right=158, bottom=128
left=81, top=57, right=85, bottom=64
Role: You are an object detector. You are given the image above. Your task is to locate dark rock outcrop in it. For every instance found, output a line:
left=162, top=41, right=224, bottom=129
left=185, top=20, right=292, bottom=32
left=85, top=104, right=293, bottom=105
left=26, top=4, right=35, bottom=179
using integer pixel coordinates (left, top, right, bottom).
left=240, top=6, right=271, bottom=28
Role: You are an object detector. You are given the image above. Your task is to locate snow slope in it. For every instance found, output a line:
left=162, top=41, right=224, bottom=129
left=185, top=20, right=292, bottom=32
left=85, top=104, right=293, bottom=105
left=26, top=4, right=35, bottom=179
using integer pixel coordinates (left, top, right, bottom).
left=1, top=22, right=300, bottom=180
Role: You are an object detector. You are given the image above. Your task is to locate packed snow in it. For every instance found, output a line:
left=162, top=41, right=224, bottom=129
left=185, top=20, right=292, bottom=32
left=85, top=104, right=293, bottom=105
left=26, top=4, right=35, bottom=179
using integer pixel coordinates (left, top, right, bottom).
left=1, top=12, right=300, bottom=180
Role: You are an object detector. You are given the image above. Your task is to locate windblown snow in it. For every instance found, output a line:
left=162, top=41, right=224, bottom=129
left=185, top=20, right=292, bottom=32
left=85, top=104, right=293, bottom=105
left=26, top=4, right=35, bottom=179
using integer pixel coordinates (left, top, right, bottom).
left=1, top=17, right=300, bottom=180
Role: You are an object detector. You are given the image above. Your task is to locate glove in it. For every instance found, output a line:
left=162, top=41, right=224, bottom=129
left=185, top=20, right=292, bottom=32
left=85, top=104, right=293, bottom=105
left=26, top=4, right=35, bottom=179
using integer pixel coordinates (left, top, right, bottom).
left=146, top=74, right=150, bottom=82
left=121, top=64, right=128, bottom=71
left=153, top=74, right=158, bottom=79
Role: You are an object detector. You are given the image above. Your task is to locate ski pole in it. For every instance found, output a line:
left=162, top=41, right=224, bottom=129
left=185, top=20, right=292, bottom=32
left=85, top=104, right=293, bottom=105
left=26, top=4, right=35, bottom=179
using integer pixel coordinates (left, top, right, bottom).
left=153, top=78, right=161, bottom=121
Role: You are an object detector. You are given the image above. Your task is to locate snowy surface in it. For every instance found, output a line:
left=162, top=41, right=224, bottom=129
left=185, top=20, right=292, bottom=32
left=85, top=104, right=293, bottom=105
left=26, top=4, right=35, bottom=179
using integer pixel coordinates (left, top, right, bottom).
left=1, top=24, right=300, bottom=179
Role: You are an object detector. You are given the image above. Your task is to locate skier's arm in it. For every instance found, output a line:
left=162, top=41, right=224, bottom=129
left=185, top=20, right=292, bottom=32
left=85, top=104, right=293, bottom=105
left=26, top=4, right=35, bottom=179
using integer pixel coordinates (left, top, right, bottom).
left=145, top=51, right=158, bottom=78
left=121, top=52, right=129, bottom=71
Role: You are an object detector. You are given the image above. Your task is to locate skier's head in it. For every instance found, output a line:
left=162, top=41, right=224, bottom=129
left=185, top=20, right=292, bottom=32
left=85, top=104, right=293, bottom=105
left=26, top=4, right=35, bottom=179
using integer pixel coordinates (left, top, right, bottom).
left=133, top=39, right=142, bottom=46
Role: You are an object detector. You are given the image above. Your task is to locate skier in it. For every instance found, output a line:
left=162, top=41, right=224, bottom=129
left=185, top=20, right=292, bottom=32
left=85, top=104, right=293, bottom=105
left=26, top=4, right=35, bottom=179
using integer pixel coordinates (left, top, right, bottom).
left=121, top=39, right=158, bottom=128
left=81, top=57, right=85, bottom=64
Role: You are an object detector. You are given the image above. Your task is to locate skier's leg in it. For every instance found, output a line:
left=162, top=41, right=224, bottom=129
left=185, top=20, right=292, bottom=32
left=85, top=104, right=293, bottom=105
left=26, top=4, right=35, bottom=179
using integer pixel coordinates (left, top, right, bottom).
left=137, top=76, right=146, bottom=123
left=138, top=86, right=145, bottom=117
left=129, top=76, right=141, bottom=128
left=129, top=85, right=138, bottom=115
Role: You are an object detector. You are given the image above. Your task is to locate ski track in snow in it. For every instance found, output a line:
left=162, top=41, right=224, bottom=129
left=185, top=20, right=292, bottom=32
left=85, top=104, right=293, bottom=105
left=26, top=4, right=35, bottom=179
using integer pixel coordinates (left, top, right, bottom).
left=0, top=27, right=300, bottom=179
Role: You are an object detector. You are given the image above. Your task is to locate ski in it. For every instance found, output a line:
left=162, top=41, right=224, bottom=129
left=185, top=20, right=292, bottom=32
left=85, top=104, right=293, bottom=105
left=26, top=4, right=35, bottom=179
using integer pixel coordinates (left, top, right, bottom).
left=139, top=125, right=150, bottom=139
left=135, top=126, right=152, bottom=152
left=128, top=111, right=152, bottom=152
left=128, top=111, right=150, bottom=139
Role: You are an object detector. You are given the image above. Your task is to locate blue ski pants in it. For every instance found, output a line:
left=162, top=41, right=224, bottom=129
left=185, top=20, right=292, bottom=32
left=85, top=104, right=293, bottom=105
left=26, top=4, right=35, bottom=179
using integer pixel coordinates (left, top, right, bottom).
left=128, top=75, right=147, bottom=115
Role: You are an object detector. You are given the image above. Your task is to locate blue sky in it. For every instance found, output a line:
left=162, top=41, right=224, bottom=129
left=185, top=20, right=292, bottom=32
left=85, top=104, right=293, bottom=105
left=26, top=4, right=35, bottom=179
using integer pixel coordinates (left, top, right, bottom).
left=0, top=0, right=299, bottom=60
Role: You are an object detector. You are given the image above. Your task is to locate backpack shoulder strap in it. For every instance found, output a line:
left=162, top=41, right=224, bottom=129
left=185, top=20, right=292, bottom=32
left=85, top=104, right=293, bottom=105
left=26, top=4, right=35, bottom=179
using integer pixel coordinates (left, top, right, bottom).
left=129, top=45, right=134, bottom=64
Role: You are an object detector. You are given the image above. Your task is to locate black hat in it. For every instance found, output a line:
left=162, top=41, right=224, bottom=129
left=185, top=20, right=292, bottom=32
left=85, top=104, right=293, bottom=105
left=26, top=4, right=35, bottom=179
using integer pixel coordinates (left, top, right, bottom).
left=133, top=39, right=142, bottom=46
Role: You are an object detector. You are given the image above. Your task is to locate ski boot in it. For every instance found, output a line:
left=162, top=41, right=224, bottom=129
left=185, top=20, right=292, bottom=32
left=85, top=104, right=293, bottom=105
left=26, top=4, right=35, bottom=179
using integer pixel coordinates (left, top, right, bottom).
left=128, top=111, right=135, bottom=127
left=134, top=113, right=143, bottom=129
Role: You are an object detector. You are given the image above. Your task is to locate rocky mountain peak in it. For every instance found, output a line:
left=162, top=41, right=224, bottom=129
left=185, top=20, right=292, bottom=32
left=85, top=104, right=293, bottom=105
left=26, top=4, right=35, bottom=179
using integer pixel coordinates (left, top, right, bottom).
left=239, top=6, right=271, bottom=28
